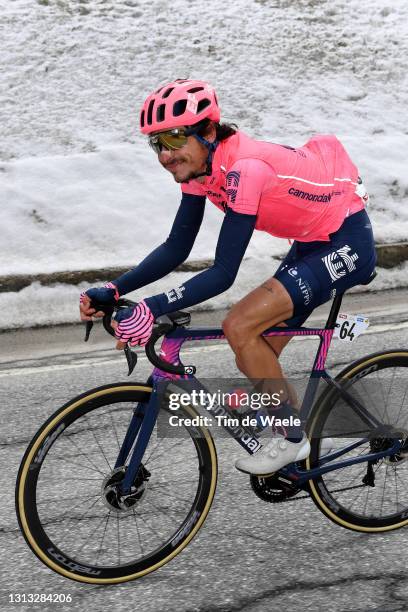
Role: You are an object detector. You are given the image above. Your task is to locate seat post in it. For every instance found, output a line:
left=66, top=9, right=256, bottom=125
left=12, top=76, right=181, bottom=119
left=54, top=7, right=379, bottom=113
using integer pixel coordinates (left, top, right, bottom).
left=325, top=293, right=343, bottom=329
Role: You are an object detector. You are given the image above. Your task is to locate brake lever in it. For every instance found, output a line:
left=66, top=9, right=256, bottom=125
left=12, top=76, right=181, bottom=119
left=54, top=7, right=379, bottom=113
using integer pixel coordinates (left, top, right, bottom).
left=84, top=320, right=93, bottom=342
left=82, top=298, right=139, bottom=375
left=124, top=345, right=138, bottom=376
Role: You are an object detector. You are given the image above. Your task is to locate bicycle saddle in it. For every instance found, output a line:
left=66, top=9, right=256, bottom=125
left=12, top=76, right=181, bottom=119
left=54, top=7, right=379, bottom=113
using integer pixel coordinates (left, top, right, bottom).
left=360, top=269, right=377, bottom=285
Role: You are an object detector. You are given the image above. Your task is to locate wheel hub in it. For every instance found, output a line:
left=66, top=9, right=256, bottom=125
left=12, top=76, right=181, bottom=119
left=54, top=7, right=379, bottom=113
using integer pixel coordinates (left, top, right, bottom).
left=101, top=465, right=151, bottom=515
left=370, top=430, right=408, bottom=466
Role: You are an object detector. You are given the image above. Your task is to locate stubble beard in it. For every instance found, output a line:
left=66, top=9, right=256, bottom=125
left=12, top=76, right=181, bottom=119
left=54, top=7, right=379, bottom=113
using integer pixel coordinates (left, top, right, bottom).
left=173, top=169, right=201, bottom=183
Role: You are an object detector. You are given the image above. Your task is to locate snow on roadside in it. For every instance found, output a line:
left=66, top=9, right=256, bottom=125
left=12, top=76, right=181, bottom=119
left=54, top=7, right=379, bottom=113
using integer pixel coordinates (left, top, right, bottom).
left=3, top=259, right=408, bottom=331
left=1, top=144, right=278, bottom=276
left=2, top=0, right=408, bottom=329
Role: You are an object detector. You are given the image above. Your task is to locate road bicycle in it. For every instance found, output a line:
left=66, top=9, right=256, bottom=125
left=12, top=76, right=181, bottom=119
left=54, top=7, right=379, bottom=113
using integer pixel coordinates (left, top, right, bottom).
left=16, top=283, right=408, bottom=584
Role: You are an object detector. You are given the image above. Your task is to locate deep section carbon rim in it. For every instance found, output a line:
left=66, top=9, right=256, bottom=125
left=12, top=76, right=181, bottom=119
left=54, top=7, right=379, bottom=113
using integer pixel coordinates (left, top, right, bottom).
left=308, top=352, right=408, bottom=531
left=16, top=384, right=217, bottom=583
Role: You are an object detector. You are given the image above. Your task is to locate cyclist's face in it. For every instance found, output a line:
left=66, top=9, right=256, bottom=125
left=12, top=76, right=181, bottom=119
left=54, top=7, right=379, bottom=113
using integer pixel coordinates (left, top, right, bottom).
left=157, top=125, right=216, bottom=183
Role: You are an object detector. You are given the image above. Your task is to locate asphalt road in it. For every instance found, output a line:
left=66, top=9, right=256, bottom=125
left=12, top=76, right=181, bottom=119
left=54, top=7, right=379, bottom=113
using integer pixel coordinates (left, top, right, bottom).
left=1, top=289, right=408, bottom=612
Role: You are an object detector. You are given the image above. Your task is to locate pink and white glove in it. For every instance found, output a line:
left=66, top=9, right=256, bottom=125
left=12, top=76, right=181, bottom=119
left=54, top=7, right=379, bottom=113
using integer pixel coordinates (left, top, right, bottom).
left=114, top=300, right=154, bottom=347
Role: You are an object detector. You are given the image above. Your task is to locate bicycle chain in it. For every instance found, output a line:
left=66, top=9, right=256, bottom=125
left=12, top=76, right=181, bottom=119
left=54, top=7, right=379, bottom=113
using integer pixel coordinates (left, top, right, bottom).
left=282, top=482, right=366, bottom=503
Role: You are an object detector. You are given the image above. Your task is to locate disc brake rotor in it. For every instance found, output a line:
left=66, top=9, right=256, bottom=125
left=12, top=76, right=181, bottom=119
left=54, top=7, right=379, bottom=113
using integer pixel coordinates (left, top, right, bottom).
left=101, top=465, right=151, bottom=515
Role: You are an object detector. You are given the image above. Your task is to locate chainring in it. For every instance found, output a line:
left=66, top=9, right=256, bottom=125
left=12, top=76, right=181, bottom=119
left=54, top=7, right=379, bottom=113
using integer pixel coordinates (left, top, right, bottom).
left=250, top=473, right=301, bottom=503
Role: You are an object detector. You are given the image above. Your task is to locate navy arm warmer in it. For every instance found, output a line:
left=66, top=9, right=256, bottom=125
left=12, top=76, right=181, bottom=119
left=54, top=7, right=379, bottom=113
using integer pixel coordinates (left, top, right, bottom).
left=113, top=193, right=206, bottom=295
left=144, top=208, right=257, bottom=317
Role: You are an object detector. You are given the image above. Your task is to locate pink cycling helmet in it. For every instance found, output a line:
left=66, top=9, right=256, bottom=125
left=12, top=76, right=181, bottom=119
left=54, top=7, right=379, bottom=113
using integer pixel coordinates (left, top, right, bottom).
left=140, top=79, right=221, bottom=135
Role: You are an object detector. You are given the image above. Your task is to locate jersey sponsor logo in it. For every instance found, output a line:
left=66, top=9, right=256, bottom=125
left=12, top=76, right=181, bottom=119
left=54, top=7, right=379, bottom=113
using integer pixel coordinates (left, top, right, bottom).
left=206, top=189, right=222, bottom=198
left=296, top=277, right=312, bottom=306
left=287, top=267, right=312, bottom=305
left=288, top=187, right=333, bottom=203
left=322, top=245, right=359, bottom=282
left=226, top=171, right=241, bottom=204
left=166, top=285, right=186, bottom=303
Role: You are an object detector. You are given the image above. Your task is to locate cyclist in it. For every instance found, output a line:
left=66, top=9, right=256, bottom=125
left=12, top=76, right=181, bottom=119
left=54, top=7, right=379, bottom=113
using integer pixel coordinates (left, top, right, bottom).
left=80, top=79, right=376, bottom=475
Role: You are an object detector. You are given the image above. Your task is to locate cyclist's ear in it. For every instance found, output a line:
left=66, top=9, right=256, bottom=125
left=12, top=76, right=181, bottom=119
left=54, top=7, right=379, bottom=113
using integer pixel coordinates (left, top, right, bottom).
left=199, top=121, right=217, bottom=143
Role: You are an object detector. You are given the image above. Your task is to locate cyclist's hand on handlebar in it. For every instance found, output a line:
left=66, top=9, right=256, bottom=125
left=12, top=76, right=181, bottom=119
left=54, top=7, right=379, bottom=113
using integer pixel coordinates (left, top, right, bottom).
left=112, top=300, right=154, bottom=350
left=79, top=282, right=119, bottom=321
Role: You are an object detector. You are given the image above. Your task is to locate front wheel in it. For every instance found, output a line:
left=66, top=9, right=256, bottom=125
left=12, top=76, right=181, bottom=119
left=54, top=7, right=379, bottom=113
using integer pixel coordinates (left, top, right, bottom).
left=16, top=383, right=218, bottom=583
left=307, top=351, right=408, bottom=532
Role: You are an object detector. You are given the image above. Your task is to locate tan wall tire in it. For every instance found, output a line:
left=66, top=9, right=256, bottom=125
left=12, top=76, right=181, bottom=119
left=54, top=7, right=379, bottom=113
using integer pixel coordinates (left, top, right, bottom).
left=16, top=382, right=218, bottom=583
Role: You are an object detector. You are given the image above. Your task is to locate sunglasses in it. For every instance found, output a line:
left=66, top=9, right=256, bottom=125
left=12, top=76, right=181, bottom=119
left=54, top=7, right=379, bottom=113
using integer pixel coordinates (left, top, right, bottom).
left=148, top=128, right=195, bottom=154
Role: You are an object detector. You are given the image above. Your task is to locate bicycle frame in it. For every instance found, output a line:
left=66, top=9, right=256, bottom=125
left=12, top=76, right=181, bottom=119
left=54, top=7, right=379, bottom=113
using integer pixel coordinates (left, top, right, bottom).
left=116, top=295, right=402, bottom=494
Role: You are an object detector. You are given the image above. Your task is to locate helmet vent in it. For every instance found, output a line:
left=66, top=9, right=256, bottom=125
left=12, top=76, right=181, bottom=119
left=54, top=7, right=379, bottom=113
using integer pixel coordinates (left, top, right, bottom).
left=162, top=87, right=174, bottom=99
left=156, top=104, right=166, bottom=122
left=187, top=86, right=204, bottom=94
left=197, top=98, right=211, bottom=113
left=147, top=99, right=155, bottom=125
left=173, top=99, right=187, bottom=117
left=140, top=80, right=220, bottom=134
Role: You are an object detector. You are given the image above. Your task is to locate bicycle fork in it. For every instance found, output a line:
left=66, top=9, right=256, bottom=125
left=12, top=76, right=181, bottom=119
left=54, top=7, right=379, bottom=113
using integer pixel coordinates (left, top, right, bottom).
left=115, top=385, right=160, bottom=495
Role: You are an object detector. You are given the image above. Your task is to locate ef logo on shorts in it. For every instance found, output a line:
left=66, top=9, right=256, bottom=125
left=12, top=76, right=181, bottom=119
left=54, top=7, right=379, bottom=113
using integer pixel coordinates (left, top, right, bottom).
left=322, top=245, right=359, bottom=282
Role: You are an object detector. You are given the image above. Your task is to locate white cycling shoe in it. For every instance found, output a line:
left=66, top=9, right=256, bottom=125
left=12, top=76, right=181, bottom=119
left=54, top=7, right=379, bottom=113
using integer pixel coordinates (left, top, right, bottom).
left=319, top=437, right=334, bottom=457
left=235, top=434, right=311, bottom=476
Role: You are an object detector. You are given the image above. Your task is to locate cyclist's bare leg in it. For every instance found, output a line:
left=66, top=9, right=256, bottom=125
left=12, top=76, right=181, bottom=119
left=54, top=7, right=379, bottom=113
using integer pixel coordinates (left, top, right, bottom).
left=222, top=277, right=296, bottom=404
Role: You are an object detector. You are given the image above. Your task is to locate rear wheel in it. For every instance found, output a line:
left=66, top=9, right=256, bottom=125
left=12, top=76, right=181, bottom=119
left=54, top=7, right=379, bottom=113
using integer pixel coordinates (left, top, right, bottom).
left=16, top=383, right=217, bottom=583
left=307, top=351, right=408, bottom=532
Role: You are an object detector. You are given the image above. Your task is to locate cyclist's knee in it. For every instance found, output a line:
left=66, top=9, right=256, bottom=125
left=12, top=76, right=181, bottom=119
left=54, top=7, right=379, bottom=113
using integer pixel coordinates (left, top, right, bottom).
left=264, top=337, right=282, bottom=358
left=222, top=313, right=254, bottom=351
left=235, top=355, right=245, bottom=374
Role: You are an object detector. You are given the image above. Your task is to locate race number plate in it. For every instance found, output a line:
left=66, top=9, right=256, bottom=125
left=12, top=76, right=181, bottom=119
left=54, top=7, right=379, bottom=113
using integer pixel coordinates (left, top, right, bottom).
left=333, top=313, right=369, bottom=342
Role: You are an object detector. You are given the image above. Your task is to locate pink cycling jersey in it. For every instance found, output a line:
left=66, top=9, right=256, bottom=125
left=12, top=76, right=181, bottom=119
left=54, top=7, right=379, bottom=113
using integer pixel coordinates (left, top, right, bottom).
left=181, top=132, right=367, bottom=242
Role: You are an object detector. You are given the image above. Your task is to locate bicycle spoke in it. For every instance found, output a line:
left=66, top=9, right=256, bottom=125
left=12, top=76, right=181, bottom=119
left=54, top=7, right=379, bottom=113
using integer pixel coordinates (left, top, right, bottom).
left=144, top=495, right=189, bottom=521
left=117, top=514, right=121, bottom=567
left=143, top=438, right=163, bottom=465
left=83, top=413, right=113, bottom=472
left=75, top=512, right=110, bottom=556
left=36, top=491, right=100, bottom=506
left=380, top=464, right=390, bottom=516
left=382, top=368, right=396, bottom=423
left=109, top=410, right=122, bottom=454
left=135, top=513, right=164, bottom=543
left=95, top=512, right=111, bottom=565
left=62, top=435, right=107, bottom=477
left=144, top=439, right=188, bottom=467
left=358, top=378, right=384, bottom=424
left=39, top=491, right=103, bottom=525
left=394, top=467, right=399, bottom=511
left=149, top=485, right=195, bottom=507
left=45, top=454, right=107, bottom=477
left=132, top=510, right=145, bottom=556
